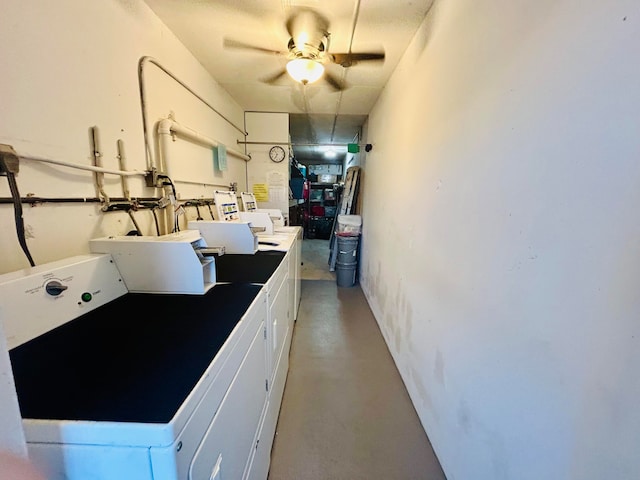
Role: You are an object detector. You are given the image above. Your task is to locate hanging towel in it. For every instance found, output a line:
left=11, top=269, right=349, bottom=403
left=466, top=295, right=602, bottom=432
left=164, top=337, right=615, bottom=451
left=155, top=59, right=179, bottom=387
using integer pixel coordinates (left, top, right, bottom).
left=214, top=144, right=227, bottom=171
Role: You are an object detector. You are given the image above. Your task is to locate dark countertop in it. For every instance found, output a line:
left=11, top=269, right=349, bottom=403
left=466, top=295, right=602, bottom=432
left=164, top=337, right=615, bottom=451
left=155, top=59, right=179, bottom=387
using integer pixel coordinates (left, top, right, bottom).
left=9, top=283, right=263, bottom=424
left=214, top=250, right=285, bottom=284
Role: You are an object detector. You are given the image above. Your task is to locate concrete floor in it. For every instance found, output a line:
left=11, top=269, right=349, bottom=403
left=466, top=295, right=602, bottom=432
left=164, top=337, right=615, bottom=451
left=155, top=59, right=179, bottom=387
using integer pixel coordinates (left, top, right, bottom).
left=268, top=239, right=446, bottom=480
left=299, top=238, right=336, bottom=281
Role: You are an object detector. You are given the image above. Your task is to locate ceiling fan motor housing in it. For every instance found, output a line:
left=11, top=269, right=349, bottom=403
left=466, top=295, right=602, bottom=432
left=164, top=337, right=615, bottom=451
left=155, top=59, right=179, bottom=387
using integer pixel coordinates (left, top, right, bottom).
left=286, top=7, right=330, bottom=59
left=287, top=37, right=326, bottom=61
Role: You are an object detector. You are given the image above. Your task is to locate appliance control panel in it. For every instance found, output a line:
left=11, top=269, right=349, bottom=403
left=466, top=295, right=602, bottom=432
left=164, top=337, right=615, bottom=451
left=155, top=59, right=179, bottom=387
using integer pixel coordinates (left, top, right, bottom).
left=0, top=254, right=127, bottom=349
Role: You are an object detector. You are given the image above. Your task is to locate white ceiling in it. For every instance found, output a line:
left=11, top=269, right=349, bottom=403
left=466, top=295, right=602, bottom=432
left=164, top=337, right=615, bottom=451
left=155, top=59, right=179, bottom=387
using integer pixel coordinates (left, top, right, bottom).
left=143, top=0, right=433, bottom=164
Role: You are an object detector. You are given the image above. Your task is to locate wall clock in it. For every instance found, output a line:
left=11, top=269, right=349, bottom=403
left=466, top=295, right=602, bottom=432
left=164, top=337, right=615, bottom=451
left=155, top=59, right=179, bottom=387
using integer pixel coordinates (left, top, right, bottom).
left=269, top=145, right=286, bottom=163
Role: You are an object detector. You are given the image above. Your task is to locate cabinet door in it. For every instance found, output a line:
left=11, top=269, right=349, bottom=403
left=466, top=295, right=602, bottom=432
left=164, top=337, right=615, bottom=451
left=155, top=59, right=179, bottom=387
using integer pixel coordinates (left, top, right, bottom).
left=268, top=273, right=289, bottom=384
left=284, top=230, right=301, bottom=320
left=188, top=323, right=267, bottom=480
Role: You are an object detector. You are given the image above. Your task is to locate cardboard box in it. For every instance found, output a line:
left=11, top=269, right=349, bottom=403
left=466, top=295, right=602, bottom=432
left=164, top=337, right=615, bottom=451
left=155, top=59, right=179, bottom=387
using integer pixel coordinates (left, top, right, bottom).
left=318, top=174, right=337, bottom=184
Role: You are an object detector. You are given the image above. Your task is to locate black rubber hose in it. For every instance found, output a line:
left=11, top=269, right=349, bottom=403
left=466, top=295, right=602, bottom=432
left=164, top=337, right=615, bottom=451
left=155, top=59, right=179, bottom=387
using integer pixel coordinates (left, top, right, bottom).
left=151, top=208, right=161, bottom=236
left=6, top=172, right=35, bottom=266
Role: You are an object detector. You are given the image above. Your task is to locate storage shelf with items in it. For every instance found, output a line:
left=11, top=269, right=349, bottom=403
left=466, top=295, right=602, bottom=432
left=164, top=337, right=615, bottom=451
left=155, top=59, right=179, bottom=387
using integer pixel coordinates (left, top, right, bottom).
left=305, top=182, right=338, bottom=239
left=288, top=162, right=306, bottom=227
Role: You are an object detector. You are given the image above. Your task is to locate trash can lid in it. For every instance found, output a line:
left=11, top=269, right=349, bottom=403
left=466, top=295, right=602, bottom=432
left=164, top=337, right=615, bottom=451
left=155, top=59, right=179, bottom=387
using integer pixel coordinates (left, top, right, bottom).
left=337, top=214, right=362, bottom=227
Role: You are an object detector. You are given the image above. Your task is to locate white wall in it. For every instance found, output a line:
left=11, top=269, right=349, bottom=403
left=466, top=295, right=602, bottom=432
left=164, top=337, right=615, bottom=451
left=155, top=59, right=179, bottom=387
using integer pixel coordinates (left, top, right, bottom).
left=244, top=112, right=290, bottom=216
left=361, top=1, right=640, bottom=479
left=0, top=0, right=247, bottom=274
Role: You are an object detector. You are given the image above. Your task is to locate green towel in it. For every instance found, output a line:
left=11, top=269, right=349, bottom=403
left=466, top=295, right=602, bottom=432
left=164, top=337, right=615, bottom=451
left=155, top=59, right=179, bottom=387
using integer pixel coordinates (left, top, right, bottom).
left=214, top=144, right=227, bottom=171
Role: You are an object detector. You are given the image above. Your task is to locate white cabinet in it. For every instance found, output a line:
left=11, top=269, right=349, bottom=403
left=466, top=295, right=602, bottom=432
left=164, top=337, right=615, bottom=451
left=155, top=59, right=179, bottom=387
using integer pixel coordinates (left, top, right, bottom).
left=245, top=273, right=289, bottom=480
left=21, top=287, right=269, bottom=480
left=287, top=228, right=303, bottom=322
left=0, top=319, right=26, bottom=456
left=188, top=322, right=267, bottom=480
left=267, top=261, right=290, bottom=387
left=248, top=228, right=301, bottom=480
left=248, top=251, right=291, bottom=480
left=7, top=231, right=303, bottom=480
left=294, top=228, right=302, bottom=319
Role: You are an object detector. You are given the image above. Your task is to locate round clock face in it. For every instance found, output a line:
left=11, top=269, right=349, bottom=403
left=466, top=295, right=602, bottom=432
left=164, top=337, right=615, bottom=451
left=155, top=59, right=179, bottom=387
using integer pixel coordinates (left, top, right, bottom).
left=269, top=145, right=286, bottom=163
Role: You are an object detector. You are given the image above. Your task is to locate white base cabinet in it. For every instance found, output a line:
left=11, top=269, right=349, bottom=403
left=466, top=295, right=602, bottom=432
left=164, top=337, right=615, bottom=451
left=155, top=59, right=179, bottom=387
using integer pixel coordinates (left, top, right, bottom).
left=12, top=231, right=302, bottom=480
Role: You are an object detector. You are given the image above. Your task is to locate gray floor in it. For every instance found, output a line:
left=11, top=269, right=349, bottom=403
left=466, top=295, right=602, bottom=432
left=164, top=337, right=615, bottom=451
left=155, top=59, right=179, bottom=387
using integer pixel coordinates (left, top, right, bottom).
left=299, top=238, right=337, bottom=281
left=268, top=239, right=446, bottom=480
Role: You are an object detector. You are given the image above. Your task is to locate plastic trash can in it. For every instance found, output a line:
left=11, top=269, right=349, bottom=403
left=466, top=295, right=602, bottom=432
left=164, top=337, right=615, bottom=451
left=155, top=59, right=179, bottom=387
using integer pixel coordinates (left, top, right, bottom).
left=336, top=235, right=359, bottom=287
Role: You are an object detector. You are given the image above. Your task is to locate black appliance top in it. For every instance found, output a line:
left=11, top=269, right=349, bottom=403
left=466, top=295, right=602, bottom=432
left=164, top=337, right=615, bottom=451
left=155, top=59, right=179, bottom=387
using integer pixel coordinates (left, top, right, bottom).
left=9, top=283, right=262, bottom=424
left=214, top=250, right=285, bottom=284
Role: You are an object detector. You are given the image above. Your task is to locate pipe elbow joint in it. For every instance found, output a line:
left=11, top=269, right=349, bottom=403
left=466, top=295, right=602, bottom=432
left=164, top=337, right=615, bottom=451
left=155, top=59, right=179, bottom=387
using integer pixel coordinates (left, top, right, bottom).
left=157, top=119, right=174, bottom=136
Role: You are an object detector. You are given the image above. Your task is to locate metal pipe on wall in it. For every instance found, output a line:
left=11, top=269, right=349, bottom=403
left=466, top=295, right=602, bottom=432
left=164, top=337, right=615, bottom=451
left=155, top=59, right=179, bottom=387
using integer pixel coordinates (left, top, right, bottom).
left=158, top=119, right=250, bottom=162
left=117, top=139, right=131, bottom=201
left=138, top=56, right=248, bottom=171
left=90, top=126, right=110, bottom=208
left=170, top=179, right=235, bottom=189
left=237, top=140, right=369, bottom=148
left=0, top=196, right=158, bottom=206
left=329, top=0, right=362, bottom=142
left=19, top=154, right=147, bottom=177
left=157, top=118, right=248, bottom=233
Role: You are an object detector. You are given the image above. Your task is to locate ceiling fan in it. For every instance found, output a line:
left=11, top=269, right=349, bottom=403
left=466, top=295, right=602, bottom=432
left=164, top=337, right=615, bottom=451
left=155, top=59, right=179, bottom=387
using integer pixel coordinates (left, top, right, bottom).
left=222, top=7, right=385, bottom=91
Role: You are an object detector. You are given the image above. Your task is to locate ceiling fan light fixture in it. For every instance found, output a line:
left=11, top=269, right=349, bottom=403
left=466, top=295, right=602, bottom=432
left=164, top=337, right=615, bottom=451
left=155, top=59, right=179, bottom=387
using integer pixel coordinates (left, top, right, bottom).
left=286, top=58, right=324, bottom=85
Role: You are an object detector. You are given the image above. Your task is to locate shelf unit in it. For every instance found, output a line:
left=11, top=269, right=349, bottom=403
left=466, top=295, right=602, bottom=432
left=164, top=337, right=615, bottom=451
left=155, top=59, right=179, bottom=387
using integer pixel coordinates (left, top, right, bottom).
left=305, top=182, right=338, bottom=239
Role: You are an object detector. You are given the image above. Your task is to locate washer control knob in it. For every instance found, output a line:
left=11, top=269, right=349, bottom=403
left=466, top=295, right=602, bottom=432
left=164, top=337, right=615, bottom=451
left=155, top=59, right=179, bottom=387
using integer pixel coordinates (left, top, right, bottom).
left=45, top=280, right=68, bottom=296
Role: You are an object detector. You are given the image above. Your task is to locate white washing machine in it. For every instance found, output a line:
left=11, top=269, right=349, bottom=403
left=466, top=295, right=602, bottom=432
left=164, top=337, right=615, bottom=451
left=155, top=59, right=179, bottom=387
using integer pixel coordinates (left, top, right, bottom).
left=1, top=254, right=269, bottom=480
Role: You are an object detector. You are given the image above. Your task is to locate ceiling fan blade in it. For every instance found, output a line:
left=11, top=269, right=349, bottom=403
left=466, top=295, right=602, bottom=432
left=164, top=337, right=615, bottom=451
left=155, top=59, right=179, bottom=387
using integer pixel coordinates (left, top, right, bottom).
left=324, top=71, right=346, bottom=91
left=223, top=38, right=286, bottom=56
left=260, top=68, right=289, bottom=85
left=331, top=52, right=385, bottom=68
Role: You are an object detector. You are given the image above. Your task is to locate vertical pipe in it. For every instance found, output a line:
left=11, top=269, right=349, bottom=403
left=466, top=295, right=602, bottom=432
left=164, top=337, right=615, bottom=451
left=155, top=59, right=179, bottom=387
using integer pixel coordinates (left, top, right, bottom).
left=90, top=126, right=110, bottom=208
left=138, top=56, right=248, bottom=172
left=157, top=119, right=177, bottom=233
left=157, top=119, right=173, bottom=176
left=330, top=0, right=362, bottom=142
left=117, top=139, right=130, bottom=200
